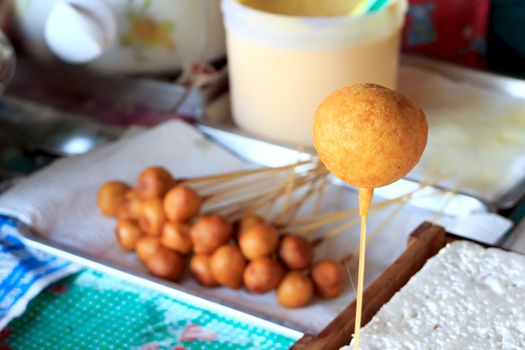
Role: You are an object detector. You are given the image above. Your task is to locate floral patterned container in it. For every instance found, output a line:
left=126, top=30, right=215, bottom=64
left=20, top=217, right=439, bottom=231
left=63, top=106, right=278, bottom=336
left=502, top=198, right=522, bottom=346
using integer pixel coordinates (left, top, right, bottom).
left=14, top=0, right=226, bottom=73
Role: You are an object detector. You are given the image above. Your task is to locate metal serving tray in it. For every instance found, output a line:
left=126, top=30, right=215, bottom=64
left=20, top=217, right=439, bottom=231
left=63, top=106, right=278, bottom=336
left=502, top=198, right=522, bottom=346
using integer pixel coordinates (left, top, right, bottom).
left=7, top=123, right=500, bottom=338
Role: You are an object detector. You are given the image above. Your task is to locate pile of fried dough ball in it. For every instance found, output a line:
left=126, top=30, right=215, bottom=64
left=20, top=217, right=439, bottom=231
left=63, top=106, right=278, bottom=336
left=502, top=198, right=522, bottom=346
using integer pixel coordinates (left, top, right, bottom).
left=98, top=166, right=345, bottom=308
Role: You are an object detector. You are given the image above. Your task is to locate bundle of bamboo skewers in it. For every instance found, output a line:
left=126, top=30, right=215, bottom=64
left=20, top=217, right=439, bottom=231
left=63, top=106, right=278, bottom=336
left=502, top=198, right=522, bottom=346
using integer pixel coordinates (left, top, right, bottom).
left=97, top=159, right=450, bottom=308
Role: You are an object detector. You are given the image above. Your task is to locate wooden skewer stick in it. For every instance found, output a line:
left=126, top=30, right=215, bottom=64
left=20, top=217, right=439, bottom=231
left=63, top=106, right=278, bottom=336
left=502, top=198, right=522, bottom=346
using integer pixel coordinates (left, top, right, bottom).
left=200, top=161, right=325, bottom=204
left=348, top=199, right=409, bottom=262
left=262, top=186, right=283, bottom=218
left=310, top=190, right=418, bottom=250
left=431, top=187, right=459, bottom=223
left=291, top=182, right=437, bottom=235
left=224, top=169, right=325, bottom=222
left=211, top=185, right=283, bottom=218
left=289, top=200, right=382, bottom=235
left=252, top=172, right=323, bottom=217
left=201, top=171, right=286, bottom=202
left=313, top=177, right=330, bottom=216
left=317, top=217, right=361, bottom=243
left=199, top=163, right=320, bottom=216
left=278, top=174, right=329, bottom=226
left=277, top=166, right=298, bottom=222
left=221, top=189, right=284, bottom=220
left=286, top=173, right=449, bottom=229
left=218, top=172, right=319, bottom=220
left=181, top=160, right=314, bottom=185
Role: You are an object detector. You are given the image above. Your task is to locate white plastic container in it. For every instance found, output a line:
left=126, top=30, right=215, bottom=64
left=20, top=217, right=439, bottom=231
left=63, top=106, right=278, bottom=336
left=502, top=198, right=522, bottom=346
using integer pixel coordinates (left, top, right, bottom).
left=222, top=0, right=408, bottom=146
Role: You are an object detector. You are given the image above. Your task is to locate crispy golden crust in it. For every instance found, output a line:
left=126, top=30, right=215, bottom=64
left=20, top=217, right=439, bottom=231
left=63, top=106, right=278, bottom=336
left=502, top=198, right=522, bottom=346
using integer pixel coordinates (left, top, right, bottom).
left=313, top=83, right=428, bottom=188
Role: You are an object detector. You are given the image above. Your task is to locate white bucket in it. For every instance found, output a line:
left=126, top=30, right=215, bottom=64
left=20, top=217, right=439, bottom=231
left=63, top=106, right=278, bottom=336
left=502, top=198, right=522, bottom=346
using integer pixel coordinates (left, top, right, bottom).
left=222, top=0, right=408, bottom=146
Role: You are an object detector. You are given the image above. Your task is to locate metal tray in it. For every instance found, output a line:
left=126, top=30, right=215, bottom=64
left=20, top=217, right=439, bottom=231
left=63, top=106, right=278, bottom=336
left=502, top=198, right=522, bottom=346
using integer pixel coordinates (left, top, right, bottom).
left=7, top=123, right=500, bottom=338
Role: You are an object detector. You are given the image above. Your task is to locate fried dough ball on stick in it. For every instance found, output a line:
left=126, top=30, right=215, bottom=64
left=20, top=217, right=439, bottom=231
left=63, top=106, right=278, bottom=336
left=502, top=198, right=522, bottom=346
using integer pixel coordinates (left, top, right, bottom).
left=210, top=244, right=246, bottom=289
left=236, top=213, right=266, bottom=240
left=313, top=84, right=428, bottom=345
left=136, top=236, right=161, bottom=263
left=190, top=254, right=218, bottom=287
left=243, top=257, right=284, bottom=294
left=313, top=83, right=428, bottom=190
left=190, top=214, right=232, bottom=254
left=136, top=166, right=174, bottom=199
left=115, top=220, right=143, bottom=251
left=239, top=223, right=279, bottom=260
left=145, top=246, right=185, bottom=282
left=311, top=259, right=345, bottom=299
left=161, top=222, right=193, bottom=255
left=98, top=181, right=130, bottom=217
left=278, top=234, right=314, bottom=270
left=139, top=198, right=166, bottom=236
left=163, top=185, right=202, bottom=222
left=277, top=271, right=314, bottom=308
left=117, top=189, right=142, bottom=220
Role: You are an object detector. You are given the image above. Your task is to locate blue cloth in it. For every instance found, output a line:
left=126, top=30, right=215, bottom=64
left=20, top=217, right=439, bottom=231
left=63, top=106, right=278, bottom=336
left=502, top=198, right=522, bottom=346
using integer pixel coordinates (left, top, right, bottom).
left=0, top=215, right=79, bottom=329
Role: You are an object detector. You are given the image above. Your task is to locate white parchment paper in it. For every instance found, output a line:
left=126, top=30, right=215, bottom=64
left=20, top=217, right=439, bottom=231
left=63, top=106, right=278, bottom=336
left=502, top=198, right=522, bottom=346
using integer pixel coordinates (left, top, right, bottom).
left=399, top=66, right=525, bottom=202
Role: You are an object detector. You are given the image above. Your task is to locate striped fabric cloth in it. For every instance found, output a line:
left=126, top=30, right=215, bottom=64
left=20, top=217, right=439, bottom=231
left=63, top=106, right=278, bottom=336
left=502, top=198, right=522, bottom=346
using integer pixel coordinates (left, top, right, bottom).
left=0, top=215, right=80, bottom=329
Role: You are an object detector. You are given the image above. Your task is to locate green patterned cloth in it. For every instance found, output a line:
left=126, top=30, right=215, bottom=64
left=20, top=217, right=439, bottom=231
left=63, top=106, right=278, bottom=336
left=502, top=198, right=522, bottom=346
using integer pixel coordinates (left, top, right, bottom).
left=1, top=269, right=297, bottom=350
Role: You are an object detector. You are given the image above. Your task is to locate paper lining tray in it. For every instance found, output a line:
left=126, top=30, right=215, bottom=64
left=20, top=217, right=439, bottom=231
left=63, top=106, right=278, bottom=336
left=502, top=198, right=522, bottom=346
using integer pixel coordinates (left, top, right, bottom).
left=399, top=55, right=525, bottom=210
left=8, top=121, right=495, bottom=338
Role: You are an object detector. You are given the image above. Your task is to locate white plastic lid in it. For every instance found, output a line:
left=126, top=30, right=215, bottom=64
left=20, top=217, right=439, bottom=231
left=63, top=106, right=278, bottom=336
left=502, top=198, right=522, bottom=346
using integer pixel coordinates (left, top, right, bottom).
left=221, top=0, right=407, bottom=51
left=45, top=0, right=116, bottom=64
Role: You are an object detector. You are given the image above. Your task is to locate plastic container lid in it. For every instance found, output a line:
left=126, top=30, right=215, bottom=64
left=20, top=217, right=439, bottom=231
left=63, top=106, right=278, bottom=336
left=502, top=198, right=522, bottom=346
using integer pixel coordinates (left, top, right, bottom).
left=221, top=0, right=407, bottom=51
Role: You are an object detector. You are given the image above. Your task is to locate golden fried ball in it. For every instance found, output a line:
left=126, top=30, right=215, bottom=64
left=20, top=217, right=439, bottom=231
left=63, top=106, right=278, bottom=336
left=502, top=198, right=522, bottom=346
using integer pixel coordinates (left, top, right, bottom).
left=243, top=257, right=284, bottom=294
left=117, top=189, right=142, bottom=220
left=190, top=254, right=218, bottom=287
left=161, top=222, right=193, bottom=255
left=313, top=83, right=428, bottom=189
left=278, top=234, right=314, bottom=270
left=210, top=244, right=246, bottom=289
left=145, top=246, right=185, bottom=282
left=115, top=219, right=144, bottom=251
left=136, top=166, right=175, bottom=199
left=97, top=181, right=130, bottom=217
left=136, top=236, right=161, bottom=263
left=239, top=223, right=279, bottom=260
left=311, top=259, right=345, bottom=299
left=163, top=185, right=202, bottom=222
left=238, top=213, right=265, bottom=235
left=139, top=198, right=166, bottom=236
left=190, top=214, right=232, bottom=254
left=277, top=271, right=314, bottom=308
